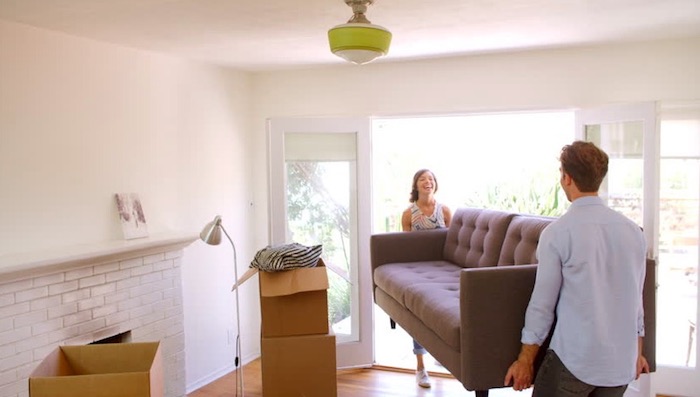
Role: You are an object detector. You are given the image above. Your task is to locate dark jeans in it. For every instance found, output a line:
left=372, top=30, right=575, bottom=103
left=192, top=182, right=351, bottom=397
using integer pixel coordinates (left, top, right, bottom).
left=533, top=350, right=628, bottom=397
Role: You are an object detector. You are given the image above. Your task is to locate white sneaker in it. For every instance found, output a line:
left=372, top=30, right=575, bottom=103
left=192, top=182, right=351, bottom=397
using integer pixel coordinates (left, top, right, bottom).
left=416, top=369, right=431, bottom=388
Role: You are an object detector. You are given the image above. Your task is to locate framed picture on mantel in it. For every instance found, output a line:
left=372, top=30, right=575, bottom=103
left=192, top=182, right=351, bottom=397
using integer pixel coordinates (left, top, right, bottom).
left=114, top=193, right=149, bottom=240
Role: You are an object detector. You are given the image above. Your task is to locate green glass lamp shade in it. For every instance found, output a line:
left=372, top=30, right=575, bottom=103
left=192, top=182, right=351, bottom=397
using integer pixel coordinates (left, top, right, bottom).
left=328, top=23, right=392, bottom=65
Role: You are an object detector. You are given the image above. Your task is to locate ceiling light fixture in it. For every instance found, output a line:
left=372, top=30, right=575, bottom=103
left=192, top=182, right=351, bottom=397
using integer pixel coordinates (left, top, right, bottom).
left=328, top=0, right=392, bottom=65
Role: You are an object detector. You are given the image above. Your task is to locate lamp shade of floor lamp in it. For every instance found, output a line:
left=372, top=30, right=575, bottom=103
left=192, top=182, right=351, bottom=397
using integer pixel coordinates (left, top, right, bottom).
left=199, top=215, right=244, bottom=396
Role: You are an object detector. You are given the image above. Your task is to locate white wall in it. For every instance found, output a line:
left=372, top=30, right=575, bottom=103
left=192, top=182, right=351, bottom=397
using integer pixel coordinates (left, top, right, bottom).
left=0, top=20, right=258, bottom=393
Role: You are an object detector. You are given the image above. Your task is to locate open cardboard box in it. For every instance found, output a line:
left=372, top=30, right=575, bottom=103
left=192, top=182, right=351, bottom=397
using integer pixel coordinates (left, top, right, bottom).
left=231, top=257, right=348, bottom=292
left=258, top=258, right=329, bottom=296
left=29, top=342, right=163, bottom=397
left=258, top=258, right=331, bottom=337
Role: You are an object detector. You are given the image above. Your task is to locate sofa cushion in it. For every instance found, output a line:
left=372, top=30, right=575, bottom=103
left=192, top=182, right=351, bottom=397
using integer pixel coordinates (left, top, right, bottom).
left=373, top=261, right=463, bottom=350
left=373, top=261, right=462, bottom=306
left=497, top=215, right=554, bottom=266
left=404, top=282, right=461, bottom=350
left=443, top=208, right=515, bottom=268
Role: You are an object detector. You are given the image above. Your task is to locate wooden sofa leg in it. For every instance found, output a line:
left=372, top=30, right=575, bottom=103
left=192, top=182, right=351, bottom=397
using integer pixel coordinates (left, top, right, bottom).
left=389, top=318, right=396, bottom=329
left=475, top=390, right=489, bottom=397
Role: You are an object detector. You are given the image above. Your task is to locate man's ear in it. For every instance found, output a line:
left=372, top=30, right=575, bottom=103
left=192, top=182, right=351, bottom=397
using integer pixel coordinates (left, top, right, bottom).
left=561, top=172, right=573, bottom=186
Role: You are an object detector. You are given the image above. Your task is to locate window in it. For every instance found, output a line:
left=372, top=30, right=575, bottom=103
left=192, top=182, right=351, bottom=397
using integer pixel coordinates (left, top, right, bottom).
left=372, top=111, right=574, bottom=234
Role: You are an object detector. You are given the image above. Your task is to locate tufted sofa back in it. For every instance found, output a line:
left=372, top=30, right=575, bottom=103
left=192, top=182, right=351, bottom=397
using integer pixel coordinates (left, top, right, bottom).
left=497, top=214, right=555, bottom=266
left=443, top=208, right=554, bottom=269
left=443, top=208, right=515, bottom=268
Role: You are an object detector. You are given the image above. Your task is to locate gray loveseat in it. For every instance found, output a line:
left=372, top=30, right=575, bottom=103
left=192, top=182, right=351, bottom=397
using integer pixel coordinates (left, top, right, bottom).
left=370, top=207, right=656, bottom=397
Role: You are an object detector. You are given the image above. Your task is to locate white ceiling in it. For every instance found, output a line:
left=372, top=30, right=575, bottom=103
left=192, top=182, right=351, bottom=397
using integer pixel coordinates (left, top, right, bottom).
left=1, top=0, right=699, bottom=71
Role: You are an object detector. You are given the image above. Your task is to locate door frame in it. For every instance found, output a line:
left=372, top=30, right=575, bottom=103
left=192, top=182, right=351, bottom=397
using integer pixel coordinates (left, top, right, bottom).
left=267, top=117, right=374, bottom=368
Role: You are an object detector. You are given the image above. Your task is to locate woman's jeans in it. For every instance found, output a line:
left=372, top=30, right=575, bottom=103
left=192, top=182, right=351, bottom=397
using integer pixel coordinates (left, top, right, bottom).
left=533, top=350, right=628, bottom=397
left=412, top=339, right=427, bottom=355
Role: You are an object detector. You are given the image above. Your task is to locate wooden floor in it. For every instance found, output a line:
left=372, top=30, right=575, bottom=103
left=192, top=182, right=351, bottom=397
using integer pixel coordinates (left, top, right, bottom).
left=187, top=359, right=477, bottom=397
left=186, top=358, right=678, bottom=397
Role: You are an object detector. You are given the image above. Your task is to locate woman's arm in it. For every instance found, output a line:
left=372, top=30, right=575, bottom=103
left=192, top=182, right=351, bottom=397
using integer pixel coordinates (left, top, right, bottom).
left=442, top=204, right=453, bottom=227
left=401, top=208, right=412, bottom=231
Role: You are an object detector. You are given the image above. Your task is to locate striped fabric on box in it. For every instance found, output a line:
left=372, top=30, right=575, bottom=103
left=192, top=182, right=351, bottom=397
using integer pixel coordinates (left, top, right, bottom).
left=250, top=243, right=323, bottom=271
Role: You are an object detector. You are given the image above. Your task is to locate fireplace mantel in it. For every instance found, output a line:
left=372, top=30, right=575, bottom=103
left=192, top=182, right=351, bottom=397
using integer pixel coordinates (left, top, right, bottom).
left=0, top=232, right=198, bottom=282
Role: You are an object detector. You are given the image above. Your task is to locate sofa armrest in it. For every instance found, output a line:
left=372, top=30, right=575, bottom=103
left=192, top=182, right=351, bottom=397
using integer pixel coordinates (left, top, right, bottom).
left=460, top=265, right=540, bottom=391
left=370, top=229, right=447, bottom=273
left=459, top=258, right=657, bottom=391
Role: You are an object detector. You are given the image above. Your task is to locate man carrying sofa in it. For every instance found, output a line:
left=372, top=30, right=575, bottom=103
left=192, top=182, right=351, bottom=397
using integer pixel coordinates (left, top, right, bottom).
left=505, top=141, right=650, bottom=396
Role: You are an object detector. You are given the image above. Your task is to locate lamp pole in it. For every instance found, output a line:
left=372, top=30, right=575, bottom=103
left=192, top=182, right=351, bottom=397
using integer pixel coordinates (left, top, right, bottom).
left=219, top=224, right=244, bottom=397
left=200, top=216, right=244, bottom=396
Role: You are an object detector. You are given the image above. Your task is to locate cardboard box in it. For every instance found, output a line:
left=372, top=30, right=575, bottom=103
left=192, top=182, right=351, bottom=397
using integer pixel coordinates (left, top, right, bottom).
left=259, top=259, right=330, bottom=337
left=258, top=259, right=329, bottom=296
left=261, top=332, right=337, bottom=397
left=29, top=342, right=163, bottom=397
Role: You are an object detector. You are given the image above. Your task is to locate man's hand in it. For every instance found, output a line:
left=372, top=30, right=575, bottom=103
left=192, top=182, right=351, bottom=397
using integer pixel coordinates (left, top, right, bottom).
left=504, top=359, right=534, bottom=391
left=636, top=354, right=650, bottom=379
left=636, top=337, right=650, bottom=379
left=504, top=344, right=539, bottom=391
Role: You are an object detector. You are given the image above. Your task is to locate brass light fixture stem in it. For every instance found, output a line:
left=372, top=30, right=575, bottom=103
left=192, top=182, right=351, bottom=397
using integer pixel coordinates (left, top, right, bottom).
left=345, top=0, right=374, bottom=24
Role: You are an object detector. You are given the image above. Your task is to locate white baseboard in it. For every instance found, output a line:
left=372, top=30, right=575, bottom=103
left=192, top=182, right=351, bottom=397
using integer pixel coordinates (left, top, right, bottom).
left=185, top=352, right=260, bottom=394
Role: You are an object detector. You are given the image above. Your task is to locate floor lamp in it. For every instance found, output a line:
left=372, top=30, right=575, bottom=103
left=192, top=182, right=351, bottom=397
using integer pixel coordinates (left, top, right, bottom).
left=200, top=215, right=244, bottom=396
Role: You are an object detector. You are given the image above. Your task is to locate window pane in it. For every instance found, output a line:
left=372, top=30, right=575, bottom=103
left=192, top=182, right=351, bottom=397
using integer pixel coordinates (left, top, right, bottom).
left=586, top=121, right=644, bottom=226
left=285, top=161, right=357, bottom=340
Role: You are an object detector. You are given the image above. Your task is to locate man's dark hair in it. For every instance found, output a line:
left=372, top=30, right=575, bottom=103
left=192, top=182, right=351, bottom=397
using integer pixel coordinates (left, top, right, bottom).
left=560, top=141, right=609, bottom=192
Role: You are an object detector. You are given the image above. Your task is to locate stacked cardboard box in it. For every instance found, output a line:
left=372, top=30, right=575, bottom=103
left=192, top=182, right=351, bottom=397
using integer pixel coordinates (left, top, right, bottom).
left=259, top=259, right=337, bottom=397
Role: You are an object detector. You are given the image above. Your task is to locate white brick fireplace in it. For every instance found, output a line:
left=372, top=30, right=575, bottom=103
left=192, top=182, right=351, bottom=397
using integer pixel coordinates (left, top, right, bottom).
left=0, top=234, right=196, bottom=397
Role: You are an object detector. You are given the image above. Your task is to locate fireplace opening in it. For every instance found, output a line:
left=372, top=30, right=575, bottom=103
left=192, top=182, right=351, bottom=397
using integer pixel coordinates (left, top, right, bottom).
left=90, top=330, right=132, bottom=345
